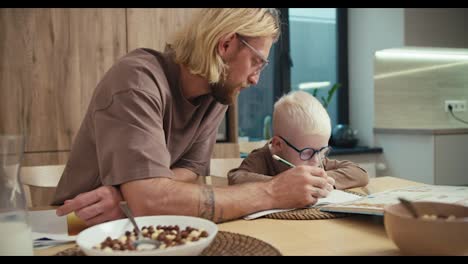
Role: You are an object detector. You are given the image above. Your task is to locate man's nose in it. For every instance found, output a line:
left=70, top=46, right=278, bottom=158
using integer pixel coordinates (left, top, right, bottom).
left=248, top=73, right=260, bottom=86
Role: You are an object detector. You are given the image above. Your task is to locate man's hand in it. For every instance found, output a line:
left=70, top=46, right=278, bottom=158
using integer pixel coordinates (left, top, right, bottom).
left=56, top=186, right=125, bottom=226
left=267, top=165, right=335, bottom=209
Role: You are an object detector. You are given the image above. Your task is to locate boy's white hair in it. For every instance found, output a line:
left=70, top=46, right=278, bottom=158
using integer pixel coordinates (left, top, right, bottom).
left=273, top=91, right=331, bottom=137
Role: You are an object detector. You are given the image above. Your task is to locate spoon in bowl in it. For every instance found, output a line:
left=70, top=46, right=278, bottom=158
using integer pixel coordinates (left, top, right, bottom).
left=398, top=197, right=419, bottom=218
left=119, top=201, right=161, bottom=250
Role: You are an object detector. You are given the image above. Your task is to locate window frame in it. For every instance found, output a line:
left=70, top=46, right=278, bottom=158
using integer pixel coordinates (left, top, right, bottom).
left=221, top=8, right=349, bottom=143
left=278, top=7, right=349, bottom=125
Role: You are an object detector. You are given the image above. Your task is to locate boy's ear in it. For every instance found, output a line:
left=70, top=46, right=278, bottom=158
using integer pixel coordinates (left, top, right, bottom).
left=270, top=136, right=282, bottom=152
left=217, top=33, right=237, bottom=58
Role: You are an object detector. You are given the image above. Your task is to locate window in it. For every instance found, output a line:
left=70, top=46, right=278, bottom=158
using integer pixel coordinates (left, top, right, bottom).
left=290, top=8, right=338, bottom=128
left=237, top=8, right=348, bottom=142
left=237, top=49, right=276, bottom=141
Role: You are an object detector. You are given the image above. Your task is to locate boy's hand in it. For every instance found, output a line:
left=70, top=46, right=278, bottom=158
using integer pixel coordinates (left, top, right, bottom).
left=323, top=172, right=335, bottom=190
left=267, top=165, right=334, bottom=209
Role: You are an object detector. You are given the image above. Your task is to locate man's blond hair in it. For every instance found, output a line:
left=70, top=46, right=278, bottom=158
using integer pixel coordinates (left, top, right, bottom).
left=170, top=8, right=281, bottom=84
left=273, top=91, right=331, bottom=137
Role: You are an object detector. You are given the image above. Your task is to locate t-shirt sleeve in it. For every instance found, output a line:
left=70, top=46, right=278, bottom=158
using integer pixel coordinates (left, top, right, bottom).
left=172, top=105, right=226, bottom=176
left=323, top=158, right=369, bottom=189
left=172, top=129, right=217, bottom=176
left=93, top=89, right=174, bottom=186
left=228, top=146, right=271, bottom=176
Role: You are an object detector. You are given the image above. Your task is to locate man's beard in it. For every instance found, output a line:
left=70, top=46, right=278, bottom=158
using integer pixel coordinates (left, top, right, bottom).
left=211, top=79, right=244, bottom=105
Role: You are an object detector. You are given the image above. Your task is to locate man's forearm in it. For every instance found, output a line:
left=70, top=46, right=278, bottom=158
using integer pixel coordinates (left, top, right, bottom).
left=172, top=167, right=199, bottom=183
left=121, top=177, right=273, bottom=223
left=228, top=170, right=272, bottom=185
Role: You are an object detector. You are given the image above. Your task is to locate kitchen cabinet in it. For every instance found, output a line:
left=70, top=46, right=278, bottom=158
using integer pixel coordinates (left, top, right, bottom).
left=375, top=128, right=468, bottom=185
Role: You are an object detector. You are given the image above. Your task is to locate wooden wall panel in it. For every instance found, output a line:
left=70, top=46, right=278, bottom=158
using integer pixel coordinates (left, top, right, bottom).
left=0, top=8, right=127, bottom=153
left=126, top=8, right=198, bottom=51
left=1, top=8, right=240, bottom=168
left=0, top=9, right=31, bottom=136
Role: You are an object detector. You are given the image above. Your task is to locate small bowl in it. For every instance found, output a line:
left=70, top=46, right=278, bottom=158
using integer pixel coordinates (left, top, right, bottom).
left=384, top=201, right=468, bottom=256
left=76, top=215, right=218, bottom=256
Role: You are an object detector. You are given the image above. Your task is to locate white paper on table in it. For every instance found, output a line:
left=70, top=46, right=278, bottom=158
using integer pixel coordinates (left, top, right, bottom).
left=309, top=189, right=362, bottom=206
left=28, top=209, right=76, bottom=241
left=243, top=208, right=297, bottom=220
left=243, top=190, right=362, bottom=220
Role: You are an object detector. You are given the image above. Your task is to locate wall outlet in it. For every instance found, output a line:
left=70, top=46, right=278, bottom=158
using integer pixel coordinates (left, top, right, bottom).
left=445, top=100, right=467, bottom=112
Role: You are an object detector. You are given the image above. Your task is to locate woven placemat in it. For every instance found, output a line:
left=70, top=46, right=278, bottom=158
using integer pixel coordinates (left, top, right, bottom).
left=201, top=231, right=281, bottom=256
left=54, top=231, right=281, bottom=256
left=265, top=190, right=365, bottom=220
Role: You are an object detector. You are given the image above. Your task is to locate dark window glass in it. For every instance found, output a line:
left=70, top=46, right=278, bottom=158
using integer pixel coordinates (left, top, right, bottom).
left=234, top=8, right=348, bottom=144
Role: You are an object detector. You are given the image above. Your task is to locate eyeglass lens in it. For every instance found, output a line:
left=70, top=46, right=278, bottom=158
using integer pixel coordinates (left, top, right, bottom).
left=300, top=147, right=331, bottom=161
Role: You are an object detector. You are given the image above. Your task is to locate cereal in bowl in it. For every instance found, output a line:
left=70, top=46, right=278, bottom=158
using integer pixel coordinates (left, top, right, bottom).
left=420, top=214, right=458, bottom=221
left=93, top=225, right=209, bottom=252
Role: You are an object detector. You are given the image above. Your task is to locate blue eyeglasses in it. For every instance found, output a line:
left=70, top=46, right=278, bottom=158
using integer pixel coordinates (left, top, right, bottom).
left=279, top=136, right=331, bottom=161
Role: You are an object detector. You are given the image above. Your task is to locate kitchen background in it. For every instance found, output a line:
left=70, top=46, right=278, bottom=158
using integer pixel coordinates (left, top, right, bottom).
left=1, top=8, right=467, bottom=185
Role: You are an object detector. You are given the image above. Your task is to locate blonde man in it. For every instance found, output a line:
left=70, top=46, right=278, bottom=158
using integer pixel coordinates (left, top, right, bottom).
left=228, top=91, right=369, bottom=190
left=54, top=8, right=326, bottom=225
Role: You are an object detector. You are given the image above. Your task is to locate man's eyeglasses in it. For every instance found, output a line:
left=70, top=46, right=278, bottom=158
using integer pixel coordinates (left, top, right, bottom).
left=279, top=136, right=332, bottom=161
left=237, top=35, right=269, bottom=74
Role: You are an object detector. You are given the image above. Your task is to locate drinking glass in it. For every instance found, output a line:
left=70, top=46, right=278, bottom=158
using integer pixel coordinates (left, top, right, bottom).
left=0, top=135, right=33, bottom=255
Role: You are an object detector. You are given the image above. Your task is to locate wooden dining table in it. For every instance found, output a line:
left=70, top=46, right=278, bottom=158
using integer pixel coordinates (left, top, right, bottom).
left=34, top=176, right=424, bottom=256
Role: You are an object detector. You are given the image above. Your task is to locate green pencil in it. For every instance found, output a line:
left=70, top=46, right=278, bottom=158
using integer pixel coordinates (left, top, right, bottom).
left=273, top=154, right=324, bottom=169
left=272, top=154, right=295, bottom=168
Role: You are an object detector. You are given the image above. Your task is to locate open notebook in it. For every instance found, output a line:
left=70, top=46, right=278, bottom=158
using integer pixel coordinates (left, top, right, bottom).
left=319, top=185, right=468, bottom=216
left=243, top=189, right=362, bottom=220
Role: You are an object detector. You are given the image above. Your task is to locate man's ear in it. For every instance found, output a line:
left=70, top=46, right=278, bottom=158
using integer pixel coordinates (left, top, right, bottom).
left=217, top=33, right=237, bottom=58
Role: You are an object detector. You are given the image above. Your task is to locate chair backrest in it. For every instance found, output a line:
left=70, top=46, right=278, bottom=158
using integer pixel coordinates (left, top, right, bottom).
left=239, top=140, right=268, bottom=155
left=20, top=165, right=65, bottom=208
left=206, top=158, right=244, bottom=187
left=211, top=143, right=240, bottom=158
left=209, top=158, right=244, bottom=178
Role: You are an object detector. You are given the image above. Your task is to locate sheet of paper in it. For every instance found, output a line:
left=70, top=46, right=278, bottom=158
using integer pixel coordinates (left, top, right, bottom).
left=243, top=208, right=297, bottom=220
left=243, top=190, right=362, bottom=220
left=360, top=185, right=468, bottom=206
left=28, top=210, right=76, bottom=241
left=309, top=189, right=362, bottom=207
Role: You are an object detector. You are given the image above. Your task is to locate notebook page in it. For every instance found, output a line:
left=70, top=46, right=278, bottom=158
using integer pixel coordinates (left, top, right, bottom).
left=244, top=190, right=362, bottom=220
left=309, top=189, right=362, bottom=207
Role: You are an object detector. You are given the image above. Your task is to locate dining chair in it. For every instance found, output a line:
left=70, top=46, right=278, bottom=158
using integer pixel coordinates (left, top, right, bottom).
left=20, top=164, right=65, bottom=208
left=211, top=143, right=240, bottom=159
left=238, top=140, right=268, bottom=155
left=206, top=158, right=244, bottom=187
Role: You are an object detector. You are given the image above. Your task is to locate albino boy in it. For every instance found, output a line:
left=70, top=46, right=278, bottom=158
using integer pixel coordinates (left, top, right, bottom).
left=228, top=91, right=369, bottom=190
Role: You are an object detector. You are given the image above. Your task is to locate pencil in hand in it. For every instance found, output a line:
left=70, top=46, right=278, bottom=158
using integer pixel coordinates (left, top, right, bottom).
left=272, top=154, right=295, bottom=168
left=273, top=154, right=325, bottom=169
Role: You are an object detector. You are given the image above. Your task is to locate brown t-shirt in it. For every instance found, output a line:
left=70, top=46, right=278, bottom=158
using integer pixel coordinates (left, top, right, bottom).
left=52, top=48, right=228, bottom=204
left=228, top=143, right=369, bottom=190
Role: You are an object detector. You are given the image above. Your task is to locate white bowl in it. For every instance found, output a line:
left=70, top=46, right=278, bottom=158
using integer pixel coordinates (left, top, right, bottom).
left=76, top=215, right=218, bottom=256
